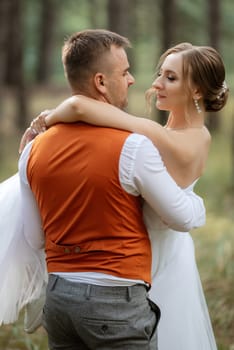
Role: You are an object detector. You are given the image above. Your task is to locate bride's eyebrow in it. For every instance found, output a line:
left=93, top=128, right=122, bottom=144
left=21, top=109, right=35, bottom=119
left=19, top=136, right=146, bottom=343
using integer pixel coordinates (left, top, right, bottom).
left=158, top=68, right=178, bottom=77
left=163, top=69, right=177, bottom=75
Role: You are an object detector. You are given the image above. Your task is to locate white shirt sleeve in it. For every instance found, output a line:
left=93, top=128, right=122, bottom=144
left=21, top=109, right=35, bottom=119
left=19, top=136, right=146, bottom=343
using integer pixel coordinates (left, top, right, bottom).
left=18, top=141, right=45, bottom=250
left=119, top=133, right=205, bottom=232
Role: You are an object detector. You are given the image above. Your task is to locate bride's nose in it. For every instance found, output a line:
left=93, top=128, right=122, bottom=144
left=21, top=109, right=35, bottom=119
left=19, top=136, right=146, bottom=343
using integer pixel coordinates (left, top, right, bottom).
left=152, top=76, right=163, bottom=90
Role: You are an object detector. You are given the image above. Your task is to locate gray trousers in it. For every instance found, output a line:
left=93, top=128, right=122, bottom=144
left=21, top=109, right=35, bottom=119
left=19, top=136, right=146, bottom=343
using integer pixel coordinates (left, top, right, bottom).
left=42, top=274, right=160, bottom=350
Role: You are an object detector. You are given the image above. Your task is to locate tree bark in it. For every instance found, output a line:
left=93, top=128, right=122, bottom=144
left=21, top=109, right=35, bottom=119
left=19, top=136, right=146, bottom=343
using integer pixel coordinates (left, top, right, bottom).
left=0, top=0, right=10, bottom=86
left=4, top=0, right=27, bottom=130
left=157, top=0, right=177, bottom=124
left=107, top=0, right=129, bottom=36
left=36, top=0, right=57, bottom=83
left=207, top=0, right=221, bottom=131
left=160, top=0, right=176, bottom=52
left=107, top=0, right=137, bottom=72
left=0, top=0, right=11, bottom=161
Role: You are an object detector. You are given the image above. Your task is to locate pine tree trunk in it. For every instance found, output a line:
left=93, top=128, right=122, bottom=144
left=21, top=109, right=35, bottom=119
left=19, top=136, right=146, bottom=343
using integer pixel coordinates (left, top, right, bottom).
left=107, top=0, right=137, bottom=72
left=207, top=0, right=221, bottom=132
left=157, top=0, right=177, bottom=125
left=4, top=0, right=27, bottom=130
left=36, top=0, right=57, bottom=83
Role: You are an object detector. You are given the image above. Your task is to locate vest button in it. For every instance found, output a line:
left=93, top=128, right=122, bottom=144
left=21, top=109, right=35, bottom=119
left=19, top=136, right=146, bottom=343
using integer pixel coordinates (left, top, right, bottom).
left=74, top=246, right=80, bottom=253
left=64, top=247, right=70, bottom=254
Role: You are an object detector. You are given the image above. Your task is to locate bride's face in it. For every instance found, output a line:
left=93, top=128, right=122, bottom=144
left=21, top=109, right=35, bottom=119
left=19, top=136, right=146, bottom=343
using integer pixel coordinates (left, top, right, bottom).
left=152, top=53, right=189, bottom=114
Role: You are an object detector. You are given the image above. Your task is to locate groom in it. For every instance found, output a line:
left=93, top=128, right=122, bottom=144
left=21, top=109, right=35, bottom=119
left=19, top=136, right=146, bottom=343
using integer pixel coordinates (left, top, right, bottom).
left=19, top=29, right=205, bottom=349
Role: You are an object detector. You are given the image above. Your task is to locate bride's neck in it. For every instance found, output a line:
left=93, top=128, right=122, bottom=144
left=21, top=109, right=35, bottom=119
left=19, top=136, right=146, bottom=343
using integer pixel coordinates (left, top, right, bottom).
left=165, top=111, right=204, bottom=130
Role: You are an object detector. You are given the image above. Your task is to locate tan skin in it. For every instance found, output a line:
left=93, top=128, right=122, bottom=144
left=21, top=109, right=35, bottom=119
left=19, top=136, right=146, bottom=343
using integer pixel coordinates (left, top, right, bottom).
left=20, top=52, right=211, bottom=189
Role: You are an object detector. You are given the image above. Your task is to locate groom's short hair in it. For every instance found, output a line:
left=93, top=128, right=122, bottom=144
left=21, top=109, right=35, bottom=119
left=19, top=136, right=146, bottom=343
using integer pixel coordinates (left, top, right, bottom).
left=62, top=29, right=131, bottom=92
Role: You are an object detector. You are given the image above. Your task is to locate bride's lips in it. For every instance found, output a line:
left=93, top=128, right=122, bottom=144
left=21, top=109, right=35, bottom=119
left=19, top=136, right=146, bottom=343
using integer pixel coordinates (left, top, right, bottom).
left=156, top=94, right=166, bottom=99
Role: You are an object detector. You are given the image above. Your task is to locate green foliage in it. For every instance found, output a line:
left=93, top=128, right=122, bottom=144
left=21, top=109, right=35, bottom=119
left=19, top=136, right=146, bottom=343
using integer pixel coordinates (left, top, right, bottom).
left=192, top=215, right=234, bottom=349
left=20, top=0, right=234, bottom=85
left=0, top=314, right=48, bottom=350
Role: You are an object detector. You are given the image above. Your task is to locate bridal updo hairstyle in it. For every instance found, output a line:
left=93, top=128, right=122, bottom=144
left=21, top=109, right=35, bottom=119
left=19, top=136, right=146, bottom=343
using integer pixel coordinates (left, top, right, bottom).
left=156, top=42, right=229, bottom=112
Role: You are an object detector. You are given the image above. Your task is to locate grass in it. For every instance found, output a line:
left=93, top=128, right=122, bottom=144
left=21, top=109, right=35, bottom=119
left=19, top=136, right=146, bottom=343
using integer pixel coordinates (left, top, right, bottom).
left=0, top=317, right=48, bottom=350
left=192, top=217, right=234, bottom=349
left=0, top=88, right=233, bottom=349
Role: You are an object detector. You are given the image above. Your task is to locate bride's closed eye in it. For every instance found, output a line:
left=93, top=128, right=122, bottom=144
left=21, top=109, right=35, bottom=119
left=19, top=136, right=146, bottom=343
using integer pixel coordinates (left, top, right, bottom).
left=167, top=75, right=176, bottom=81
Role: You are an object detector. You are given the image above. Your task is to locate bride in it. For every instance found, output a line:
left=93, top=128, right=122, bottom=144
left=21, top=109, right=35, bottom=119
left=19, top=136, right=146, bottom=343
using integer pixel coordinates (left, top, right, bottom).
left=0, top=42, right=228, bottom=349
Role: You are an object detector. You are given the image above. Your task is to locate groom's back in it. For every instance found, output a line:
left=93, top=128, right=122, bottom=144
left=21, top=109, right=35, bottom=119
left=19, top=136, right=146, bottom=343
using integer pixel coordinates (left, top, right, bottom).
left=27, top=122, right=150, bottom=281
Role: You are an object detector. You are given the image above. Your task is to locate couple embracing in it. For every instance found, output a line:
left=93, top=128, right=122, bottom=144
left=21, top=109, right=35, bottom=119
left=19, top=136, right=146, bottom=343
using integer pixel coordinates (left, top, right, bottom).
left=1, top=29, right=228, bottom=349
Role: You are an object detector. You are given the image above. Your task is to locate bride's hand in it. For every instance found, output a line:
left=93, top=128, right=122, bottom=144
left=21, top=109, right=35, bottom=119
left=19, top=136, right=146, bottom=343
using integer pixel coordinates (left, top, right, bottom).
left=19, top=110, right=52, bottom=153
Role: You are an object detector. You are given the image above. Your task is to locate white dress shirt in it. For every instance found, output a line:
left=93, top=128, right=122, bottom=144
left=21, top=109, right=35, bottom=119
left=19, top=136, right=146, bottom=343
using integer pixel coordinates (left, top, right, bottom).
left=18, top=132, right=205, bottom=286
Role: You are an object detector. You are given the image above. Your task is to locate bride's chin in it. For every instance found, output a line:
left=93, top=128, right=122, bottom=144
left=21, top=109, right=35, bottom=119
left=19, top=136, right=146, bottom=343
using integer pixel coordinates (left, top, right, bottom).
left=156, top=102, right=164, bottom=110
left=156, top=101, right=169, bottom=112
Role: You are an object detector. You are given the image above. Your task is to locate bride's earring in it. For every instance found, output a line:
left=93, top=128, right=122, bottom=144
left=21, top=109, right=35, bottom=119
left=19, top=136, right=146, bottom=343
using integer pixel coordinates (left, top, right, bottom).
left=194, top=98, right=202, bottom=114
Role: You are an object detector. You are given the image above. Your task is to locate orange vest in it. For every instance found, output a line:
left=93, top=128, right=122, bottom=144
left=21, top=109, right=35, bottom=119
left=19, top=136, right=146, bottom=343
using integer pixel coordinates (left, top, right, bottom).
left=27, top=123, right=151, bottom=284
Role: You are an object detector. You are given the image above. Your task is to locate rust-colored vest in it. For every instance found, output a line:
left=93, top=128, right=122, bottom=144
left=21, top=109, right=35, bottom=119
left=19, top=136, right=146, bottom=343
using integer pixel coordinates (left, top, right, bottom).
left=27, top=123, right=151, bottom=283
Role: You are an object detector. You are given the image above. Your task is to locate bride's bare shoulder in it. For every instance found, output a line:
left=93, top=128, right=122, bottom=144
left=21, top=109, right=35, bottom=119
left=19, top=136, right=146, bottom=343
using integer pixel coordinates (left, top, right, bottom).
left=169, top=126, right=211, bottom=163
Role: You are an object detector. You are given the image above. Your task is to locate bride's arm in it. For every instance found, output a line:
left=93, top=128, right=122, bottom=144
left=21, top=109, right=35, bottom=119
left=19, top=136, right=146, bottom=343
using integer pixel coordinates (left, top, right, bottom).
left=19, top=95, right=194, bottom=187
left=44, top=95, right=173, bottom=150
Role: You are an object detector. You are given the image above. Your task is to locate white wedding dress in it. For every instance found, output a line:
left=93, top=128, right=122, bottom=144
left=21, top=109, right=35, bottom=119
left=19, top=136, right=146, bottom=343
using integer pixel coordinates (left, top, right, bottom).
left=0, top=174, right=47, bottom=324
left=144, top=183, right=217, bottom=350
left=0, top=174, right=217, bottom=350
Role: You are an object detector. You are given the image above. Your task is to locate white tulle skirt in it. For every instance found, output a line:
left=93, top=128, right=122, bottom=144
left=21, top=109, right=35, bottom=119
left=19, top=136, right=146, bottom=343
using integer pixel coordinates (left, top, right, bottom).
left=0, top=174, right=47, bottom=325
left=0, top=173, right=217, bottom=350
left=148, top=228, right=217, bottom=350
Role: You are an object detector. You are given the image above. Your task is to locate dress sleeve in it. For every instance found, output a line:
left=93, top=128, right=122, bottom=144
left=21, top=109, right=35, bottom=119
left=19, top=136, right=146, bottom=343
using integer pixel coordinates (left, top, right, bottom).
left=18, top=141, right=45, bottom=249
left=120, top=134, right=205, bottom=232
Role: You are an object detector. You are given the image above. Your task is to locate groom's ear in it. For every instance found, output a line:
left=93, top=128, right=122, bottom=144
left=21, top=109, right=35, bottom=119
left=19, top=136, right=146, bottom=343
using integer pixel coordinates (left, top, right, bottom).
left=94, top=73, right=106, bottom=93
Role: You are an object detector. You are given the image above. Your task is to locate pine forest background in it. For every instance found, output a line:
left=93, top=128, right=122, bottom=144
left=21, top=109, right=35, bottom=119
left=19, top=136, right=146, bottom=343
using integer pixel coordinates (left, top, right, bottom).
left=0, top=1, right=233, bottom=349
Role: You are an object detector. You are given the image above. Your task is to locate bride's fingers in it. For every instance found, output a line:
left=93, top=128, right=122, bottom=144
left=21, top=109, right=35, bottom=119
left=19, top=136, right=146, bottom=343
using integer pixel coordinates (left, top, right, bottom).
left=19, top=128, right=37, bottom=154
left=19, top=109, right=51, bottom=153
left=19, top=128, right=30, bottom=154
left=30, top=111, right=50, bottom=133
